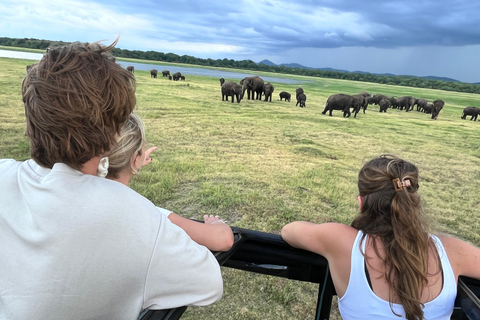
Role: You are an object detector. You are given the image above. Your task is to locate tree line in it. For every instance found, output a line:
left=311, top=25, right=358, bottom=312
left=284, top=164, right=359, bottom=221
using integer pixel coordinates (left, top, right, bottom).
left=2, top=37, right=479, bottom=94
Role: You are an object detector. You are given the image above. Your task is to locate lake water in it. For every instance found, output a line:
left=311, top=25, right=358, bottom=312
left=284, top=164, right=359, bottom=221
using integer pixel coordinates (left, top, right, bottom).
left=0, top=49, right=301, bottom=84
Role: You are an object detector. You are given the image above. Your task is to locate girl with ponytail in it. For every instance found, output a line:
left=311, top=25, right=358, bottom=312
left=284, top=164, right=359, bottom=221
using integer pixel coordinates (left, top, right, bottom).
left=282, top=154, right=480, bottom=320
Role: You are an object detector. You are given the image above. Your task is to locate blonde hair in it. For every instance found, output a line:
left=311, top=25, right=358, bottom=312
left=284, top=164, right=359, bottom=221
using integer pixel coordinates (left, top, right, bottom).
left=22, top=38, right=136, bottom=170
left=352, top=154, right=433, bottom=320
left=106, top=113, right=146, bottom=179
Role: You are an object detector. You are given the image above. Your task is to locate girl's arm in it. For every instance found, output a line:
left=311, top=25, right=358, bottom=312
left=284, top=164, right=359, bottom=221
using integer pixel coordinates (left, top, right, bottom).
left=168, top=213, right=234, bottom=252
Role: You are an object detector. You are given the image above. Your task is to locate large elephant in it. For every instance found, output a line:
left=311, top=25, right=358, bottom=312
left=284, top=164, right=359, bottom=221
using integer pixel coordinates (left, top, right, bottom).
left=221, top=81, right=243, bottom=103
left=415, top=98, right=429, bottom=112
left=431, top=99, right=445, bottom=119
left=262, top=82, right=274, bottom=102
left=219, top=78, right=225, bottom=86
left=162, top=70, right=170, bottom=77
left=352, top=94, right=368, bottom=114
left=296, top=93, right=307, bottom=108
left=296, top=88, right=304, bottom=100
left=395, top=96, right=416, bottom=111
left=241, top=76, right=264, bottom=100
left=369, top=94, right=388, bottom=105
left=322, top=94, right=360, bottom=118
left=127, top=66, right=134, bottom=73
left=150, top=69, right=158, bottom=78
left=279, top=91, right=291, bottom=102
left=424, top=103, right=433, bottom=114
left=172, top=72, right=182, bottom=81
left=378, top=99, right=391, bottom=113
left=461, top=106, right=480, bottom=121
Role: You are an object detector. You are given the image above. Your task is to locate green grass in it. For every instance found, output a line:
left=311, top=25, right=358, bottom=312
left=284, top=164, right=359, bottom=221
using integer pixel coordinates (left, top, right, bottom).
left=2, top=56, right=480, bottom=319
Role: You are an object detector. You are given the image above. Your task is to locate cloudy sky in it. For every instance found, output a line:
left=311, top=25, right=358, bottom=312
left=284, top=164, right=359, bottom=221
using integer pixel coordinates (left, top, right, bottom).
left=2, top=0, right=480, bottom=83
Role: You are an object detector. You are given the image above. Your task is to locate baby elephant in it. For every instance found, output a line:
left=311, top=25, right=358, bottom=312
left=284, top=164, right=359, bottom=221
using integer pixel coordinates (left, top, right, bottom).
left=461, top=106, right=480, bottom=121
left=279, top=92, right=291, bottom=102
left=296, top=93, right=307, bottom=108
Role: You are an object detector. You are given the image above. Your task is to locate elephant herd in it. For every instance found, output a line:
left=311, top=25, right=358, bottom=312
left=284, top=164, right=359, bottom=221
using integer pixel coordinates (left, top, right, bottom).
left=125, top=66, right=186, bottom=81
left=220, top=76, right=307, bottom=107
left=322, top=92, right=446, bottom=120
left=126, top=65, right=474, bottom=122
left=364, top=93, right=445, bottom=120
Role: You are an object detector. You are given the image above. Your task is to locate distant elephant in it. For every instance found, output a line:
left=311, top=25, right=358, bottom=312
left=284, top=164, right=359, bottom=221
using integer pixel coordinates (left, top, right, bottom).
left=395, top=96, right=416, bottom=111
left=352, top=94, right=368, bottom=114
left=296, top=93, right=307, bottom=108
left=369, top=94, right=388, bottom=105
left=424, top=103, right=433, bottom=114
left=172, top=72, right=182, bottom=81
left=220, top=78, right=225, bottom=86
left=180, top=75, right=185, bottom=81
left=296, top=88, right=304, bottom=99
left=461, top=106, right=480, bottom=121
left=162, top=70, right=170, bottom=77
left=378, top=99, right=391, bottom=112
left=222, top=81, right=243, bottom=103
left=322, top=94, right=360, bottom=118
left=358, top=91, right=371, bottom=99
left=431, top=99, right=445, bottom=119
left=127, top=66, right=134, bottom=73
left=415, top=98, right=428, bottom=112
left=241, top=76, right=264, bottom=100
left=279, top=91, right=291, bottom=102
left=150, top=69, right=158, bottom=78
left=168, top=75, right=172, bottom=80
left=262, top=82, right=274, bottom=102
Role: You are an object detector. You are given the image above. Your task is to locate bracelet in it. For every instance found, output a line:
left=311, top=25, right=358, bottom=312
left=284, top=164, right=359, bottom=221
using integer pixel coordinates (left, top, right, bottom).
left=211, top=220, right=226, bottom=224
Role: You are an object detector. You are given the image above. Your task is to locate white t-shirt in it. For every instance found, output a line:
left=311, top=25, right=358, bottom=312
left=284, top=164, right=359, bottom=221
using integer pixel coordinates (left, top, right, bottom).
left=0, top=159, right=223, bottom=320
left=338, top=230, right=456, bottom=320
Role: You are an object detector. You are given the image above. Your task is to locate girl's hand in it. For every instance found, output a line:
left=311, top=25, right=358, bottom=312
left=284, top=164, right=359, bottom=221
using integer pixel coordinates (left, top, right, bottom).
left=143, top=147, right=158, bottom=167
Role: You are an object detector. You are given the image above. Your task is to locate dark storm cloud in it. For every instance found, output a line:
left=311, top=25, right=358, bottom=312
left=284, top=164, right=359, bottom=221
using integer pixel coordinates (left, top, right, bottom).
left=125, top=0, right=479, bottom=59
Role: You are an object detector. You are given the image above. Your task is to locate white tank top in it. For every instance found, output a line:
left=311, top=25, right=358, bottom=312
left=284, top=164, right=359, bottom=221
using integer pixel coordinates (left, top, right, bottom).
left=338, top=230, right=457, bottom=320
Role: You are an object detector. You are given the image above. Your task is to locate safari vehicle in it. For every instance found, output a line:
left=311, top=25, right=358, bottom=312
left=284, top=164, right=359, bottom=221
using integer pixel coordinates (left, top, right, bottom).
left=141, top=227, right=480, bottom=320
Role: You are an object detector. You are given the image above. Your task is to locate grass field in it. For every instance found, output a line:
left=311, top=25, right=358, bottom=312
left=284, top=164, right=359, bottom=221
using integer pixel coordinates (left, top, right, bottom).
left=2, top=55, right=480, bottom=319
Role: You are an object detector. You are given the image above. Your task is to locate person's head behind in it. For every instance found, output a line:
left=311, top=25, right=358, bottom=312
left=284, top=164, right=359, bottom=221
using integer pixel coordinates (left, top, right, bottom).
left=352, top=154, right=431, bottom=320
left=106, top=113, right=146, bottom=180
left=22, top=38, right=136, bottom=170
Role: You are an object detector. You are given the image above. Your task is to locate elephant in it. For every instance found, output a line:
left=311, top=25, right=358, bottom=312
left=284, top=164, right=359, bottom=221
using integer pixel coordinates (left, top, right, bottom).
left=431, top=99, right=445, bottom=119
left=358, top=91, right=371, bottom=99
left=279, top=91, right=291, bottom=102
left=241, top=76, right=264, bottom=100
left=221, top=81, right=243, bottom=103
left=378, top=99, right=391, bottom=112
left=415, top=98, right=429, bottom=112
left=168, top=75, right=172, bottom=80
left=424, top=103, right=433, bottom=114
left=150, top=69, right=158, bottom=78
left=296, top=93, right=307, bottom=108
left=262, top=82, right=274, bottom=102
left=352, top=94, right=368, bottom=114
left=172, top=72, right=182, bottom=81
left=322, top=94, right=361, bottom=118
left=461, top=106, right=480, bottom=121
left=296, top=88, right=304, bottom=99
left=369, top=94, right=388, bottom=105
left=180, top=75, right=185, bottom=81
left=395, top=96, right=416, bottom=111
left=219, top=78, right=225, bottom=86
left=127, top=66, right=134, bottom=73
left=162, top=70, right=170, bottom=77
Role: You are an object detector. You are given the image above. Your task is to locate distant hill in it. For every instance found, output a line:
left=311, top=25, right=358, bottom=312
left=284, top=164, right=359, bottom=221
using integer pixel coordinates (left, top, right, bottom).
left=257, top=60, right=462, bottom=83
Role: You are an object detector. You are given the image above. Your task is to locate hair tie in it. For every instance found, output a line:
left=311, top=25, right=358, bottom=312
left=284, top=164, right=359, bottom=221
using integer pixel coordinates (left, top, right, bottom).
left=392, top=178, right=411, bottom=191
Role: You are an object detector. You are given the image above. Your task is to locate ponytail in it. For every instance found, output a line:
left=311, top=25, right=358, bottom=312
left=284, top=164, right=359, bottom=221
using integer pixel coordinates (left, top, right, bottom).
left=352, top=155, right=434, bottom=320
